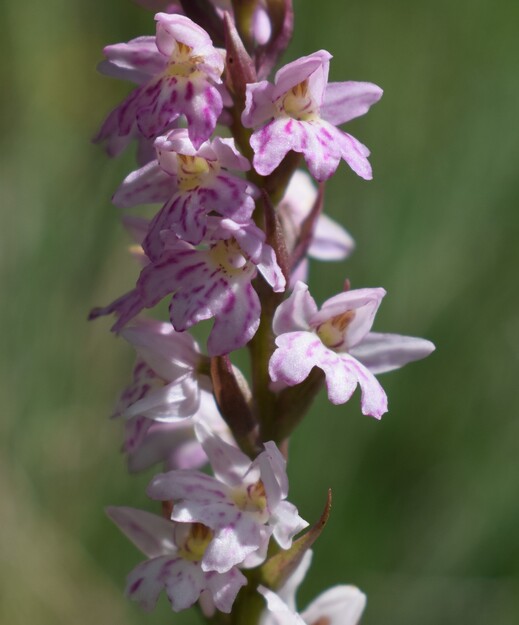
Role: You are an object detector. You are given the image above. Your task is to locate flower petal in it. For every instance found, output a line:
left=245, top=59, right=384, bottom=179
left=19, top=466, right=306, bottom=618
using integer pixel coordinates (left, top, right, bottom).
left=301, top=585, right=366, bottom=625
left=106, top=506, right=176, bottom=558
left=350, top=332, right=436, bottom=375
left=205, top=567, right=247, bottom=613
left=272, top=281, right=317, bottom=335
left=321, top=81, right=383, bottom=126
left=113, top=160, right=175, bottom=208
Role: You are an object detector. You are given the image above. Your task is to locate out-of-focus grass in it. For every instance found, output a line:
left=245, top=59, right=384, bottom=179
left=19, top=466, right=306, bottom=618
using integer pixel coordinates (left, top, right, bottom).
left=1, top=1, right=518, bottom=623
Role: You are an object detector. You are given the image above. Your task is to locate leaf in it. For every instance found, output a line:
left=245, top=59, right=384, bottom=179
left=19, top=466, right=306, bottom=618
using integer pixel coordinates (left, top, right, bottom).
left=260, top=489, right=332, bottom=589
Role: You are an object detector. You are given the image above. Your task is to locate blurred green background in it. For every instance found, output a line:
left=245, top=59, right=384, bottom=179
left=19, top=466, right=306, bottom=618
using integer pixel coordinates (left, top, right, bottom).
left=1, top=0, right=518, bottom=623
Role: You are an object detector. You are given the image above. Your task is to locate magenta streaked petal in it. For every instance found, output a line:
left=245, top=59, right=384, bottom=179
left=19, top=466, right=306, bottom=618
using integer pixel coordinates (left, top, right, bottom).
left=182, top=81, right=224, bottom=149
left=113, top=160, right=175, bottom=208
left=135, top=76, right=182, bottom=139
left=322, top=81, right=383, bottom=126
left=126, top=556, right=178, bottom=611
left=249, top=118, right=293, bottom=176
left=168, top=262, right=228, bottom=331
left=89, top=289, right=145, bottom=333
left=93, top=105, right=134, bottom=157
left=207, top=281, right=261, bottom=355
left=164, top=559, right=206, bottom=611
left=102, top=37, right=166, bottom=81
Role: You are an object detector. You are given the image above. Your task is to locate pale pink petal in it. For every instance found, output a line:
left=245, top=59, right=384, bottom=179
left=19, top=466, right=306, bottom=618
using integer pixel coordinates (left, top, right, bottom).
left=334, top=128, right=373, bottom=180
left=212, top=136, right=251, bottom=171
left=202, top=513, right=271, bottom=572
left=205, top=567, right=247, bottom=613
left=309, top=214, right=355, bottom=261
left=256, top=244, right=287, bottom=293
left=335, top=354, right=388, bottom=417
left=301, top=585, right=366, bottom=625
left=289, top=259, right=309, bottom=287
left=321, top=81, right=383, bottom=126
left=269, top=331, right=323, bottom=386
left=126, top=420, right=197, bottom=473
left=164, top=559, right=206, bottom=611
left=258, top=586, right=306, bottom=625
left=273, top=50, right=331, bottom=101
left=256, top=441, right=288, bottom=505
left=106, top=507, right=176, bottom=558
left=242, top=80, right=276, bottom=128
left=270, top=500, right=308, bottom=549
left=252, top=5, right=271, bottom=45
left=147, top=470, right=228, bottom=503
left=277, top=550, right=313, bottom=610
left=121, top=318, right=200, bottom=373
left=123, top=375, right=200, bottom=421
left=195, top=423, right=252, bottom=486
left=350, top=332, right=436, bottom=375
left=272, top=281, right=317, bottom=335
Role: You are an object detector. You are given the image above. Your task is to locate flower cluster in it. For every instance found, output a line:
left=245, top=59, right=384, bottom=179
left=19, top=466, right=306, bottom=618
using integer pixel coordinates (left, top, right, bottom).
left=91, top=2, right=435, bottom=623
